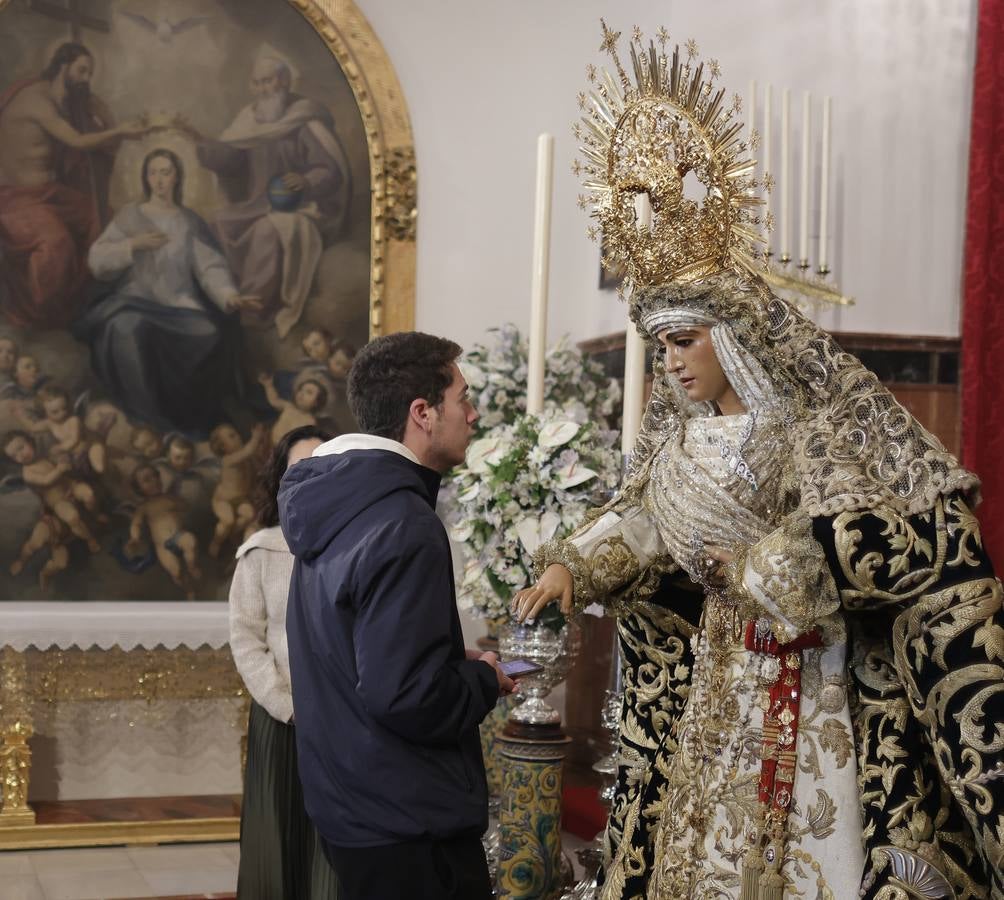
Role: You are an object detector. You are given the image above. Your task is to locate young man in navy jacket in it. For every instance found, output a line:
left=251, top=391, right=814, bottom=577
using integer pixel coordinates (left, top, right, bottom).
left=280, top=332, right=515, bottom=900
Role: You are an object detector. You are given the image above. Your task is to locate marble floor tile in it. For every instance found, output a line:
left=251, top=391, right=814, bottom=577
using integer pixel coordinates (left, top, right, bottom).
left=125, top=842, right=232, bottom=871
left=29, top=847, right=137, bottom=875
left=0, top=852, right=36, bottom=875
left=139, top=866, right=237, bottom=897
left=2, top=875, right=46, bottom=900
left=35, top=867, right=152, bottom=900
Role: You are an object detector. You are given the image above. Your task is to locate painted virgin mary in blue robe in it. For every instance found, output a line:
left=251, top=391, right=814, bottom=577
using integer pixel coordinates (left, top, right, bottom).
left=75, top=149, right=257, bottom=439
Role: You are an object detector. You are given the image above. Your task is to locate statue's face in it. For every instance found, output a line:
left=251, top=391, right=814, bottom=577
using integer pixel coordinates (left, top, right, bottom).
left=658, top=325, right=742, bottom=412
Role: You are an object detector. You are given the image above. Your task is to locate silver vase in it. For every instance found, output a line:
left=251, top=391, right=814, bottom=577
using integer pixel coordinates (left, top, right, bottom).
left=498, top=620, right=582, bottom=725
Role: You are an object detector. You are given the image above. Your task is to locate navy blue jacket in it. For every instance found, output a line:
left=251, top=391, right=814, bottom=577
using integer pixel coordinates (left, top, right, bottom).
left=280, top=445, right=499, bottom=848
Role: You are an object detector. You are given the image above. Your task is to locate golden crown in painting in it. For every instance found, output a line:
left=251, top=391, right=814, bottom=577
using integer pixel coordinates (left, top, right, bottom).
left=575, top=21, right=769, bottom=292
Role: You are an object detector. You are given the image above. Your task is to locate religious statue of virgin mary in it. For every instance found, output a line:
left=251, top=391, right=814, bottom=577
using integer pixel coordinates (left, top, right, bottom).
left=513, top=24, right=1003, bottom=900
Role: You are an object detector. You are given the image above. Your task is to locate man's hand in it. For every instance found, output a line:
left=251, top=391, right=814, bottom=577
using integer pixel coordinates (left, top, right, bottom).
left=130, top=231, right=169, bottom=252
left=510, top=564, right=573, bottom=624
left=477, top=651, right=515, bottom=696
left=281, top=172, right=307, bottom=192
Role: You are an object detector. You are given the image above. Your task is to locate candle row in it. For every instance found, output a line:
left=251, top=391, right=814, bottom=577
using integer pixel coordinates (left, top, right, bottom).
left=524, top=132, right=647, bottom=456
left=749, top=82, right=832, bottom=274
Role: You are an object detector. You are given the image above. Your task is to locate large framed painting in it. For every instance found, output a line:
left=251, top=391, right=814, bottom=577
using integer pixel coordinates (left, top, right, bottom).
left=0, top=0, right=416, bottom=602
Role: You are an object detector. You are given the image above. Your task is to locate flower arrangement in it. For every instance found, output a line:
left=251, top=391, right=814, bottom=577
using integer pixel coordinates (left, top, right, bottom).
left=441, top=412, right=621, bottom=628
left=460, top=324, right=621, bottom=434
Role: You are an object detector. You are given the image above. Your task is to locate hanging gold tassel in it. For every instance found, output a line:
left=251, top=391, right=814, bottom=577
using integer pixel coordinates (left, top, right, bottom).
left=740, top=849, right=765, bottom=900
left=759, top=844, right=786, bottom=900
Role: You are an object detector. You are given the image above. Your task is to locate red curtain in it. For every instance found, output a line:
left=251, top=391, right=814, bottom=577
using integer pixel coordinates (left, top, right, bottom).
left=962, top=0, right=1004, bottom=567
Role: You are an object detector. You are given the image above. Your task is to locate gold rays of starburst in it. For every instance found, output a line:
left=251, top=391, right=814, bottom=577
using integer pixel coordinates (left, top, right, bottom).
left=576, top=22, right=770, bottom=289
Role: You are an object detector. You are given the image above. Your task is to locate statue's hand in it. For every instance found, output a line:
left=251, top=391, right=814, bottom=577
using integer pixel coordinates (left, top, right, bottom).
left=510, top=564, right=574, bottom=624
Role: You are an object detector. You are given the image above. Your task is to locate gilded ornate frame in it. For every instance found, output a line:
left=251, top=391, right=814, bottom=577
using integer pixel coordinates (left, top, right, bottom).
left=0, top=0, right=416, bottom=847
left=290, top=0, right=417, bottom=335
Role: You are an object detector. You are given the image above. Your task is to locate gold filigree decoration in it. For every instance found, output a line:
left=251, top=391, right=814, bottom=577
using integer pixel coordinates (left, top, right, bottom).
left=576, top=23, right=766, bottom=290
left=383, top=146, right=417, bottom=242
left=832, top=501, right=948, bottom=607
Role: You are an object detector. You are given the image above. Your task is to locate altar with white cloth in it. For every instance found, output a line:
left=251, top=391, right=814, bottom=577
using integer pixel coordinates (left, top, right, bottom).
left=0, top=603, right=245, bottom=849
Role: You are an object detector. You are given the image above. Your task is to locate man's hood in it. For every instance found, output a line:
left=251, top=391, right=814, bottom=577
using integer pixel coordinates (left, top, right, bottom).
left=278, top=434, right=441, bottom=561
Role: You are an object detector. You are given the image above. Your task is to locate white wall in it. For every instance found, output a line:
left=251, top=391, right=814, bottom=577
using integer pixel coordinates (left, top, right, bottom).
left=357, top=0, right=976, bottom=344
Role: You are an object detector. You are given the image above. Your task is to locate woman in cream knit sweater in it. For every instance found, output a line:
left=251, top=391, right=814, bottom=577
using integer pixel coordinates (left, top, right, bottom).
left=229, top=424, right=338, bottom=899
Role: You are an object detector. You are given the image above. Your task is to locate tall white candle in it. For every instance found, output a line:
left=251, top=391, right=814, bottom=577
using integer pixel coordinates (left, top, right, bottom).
left=763, top=84, right=772, bottom=250
left=818, top=96, right=832, bottom=271
left=622, top=193, right=650, bottom=458
left=799, top=91, right=811, bottom=265
left=526, top=133, right=553, bottom=416
left=780, top=88, right=790, bottom=260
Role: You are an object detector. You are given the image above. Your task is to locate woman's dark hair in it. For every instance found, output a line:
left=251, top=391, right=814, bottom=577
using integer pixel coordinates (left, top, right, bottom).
left=141, top=148, right=185, bottom=205
left=347, top=332, right=461, bottom=442
left=254, top=424, right=331, bottom=528
left=42, top=43, right=92, bottom=81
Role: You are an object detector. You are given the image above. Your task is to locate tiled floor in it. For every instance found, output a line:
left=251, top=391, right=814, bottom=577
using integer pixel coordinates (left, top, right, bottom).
left=0, top=832, right=597, bottom=899
left=0, top=842, right=238, bottom=900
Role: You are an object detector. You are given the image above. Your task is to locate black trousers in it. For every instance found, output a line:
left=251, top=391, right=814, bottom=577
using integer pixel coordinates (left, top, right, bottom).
left=322, top=832, right=492, bottom=900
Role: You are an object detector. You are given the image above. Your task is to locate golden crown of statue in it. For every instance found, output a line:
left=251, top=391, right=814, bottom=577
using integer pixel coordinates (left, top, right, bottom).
left=576, top=22, right=851, bottom=306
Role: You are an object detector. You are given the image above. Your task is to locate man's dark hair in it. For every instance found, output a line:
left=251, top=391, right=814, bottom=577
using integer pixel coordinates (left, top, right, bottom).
left=141, top=148, right=185, bottom=206
left=348, top=332, right=462, bottom=442
left=255, top=424, right=331, bottom=528
left=42, top=43, right=93, bottom=81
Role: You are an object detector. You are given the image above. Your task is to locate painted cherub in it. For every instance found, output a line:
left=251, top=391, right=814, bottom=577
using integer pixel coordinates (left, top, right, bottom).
left=0, top=337, right=18, bottom=387
left=207, top=422, right=266, bottom=557
left=131, top=426, right=164, bottom=460
left=10, top=512, right=70, bottom=592
left=259, top=372, right=327, bottom=444
left=298, top=329, right=355, bottom=383
left=19, top=386, right=107, bottom=475
left=1, top=354, right=48, bottom=403
left=125, top=464, right=202, bottom=600
left=301, top=327, right=334, bottom=365
left=2, top=430, right=101, bottom=553
left=326, top=339, right=356, bottom=380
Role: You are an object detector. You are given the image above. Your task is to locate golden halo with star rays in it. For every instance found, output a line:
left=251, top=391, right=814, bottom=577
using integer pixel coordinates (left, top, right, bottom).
left=575, top=20, right=770, bottom=292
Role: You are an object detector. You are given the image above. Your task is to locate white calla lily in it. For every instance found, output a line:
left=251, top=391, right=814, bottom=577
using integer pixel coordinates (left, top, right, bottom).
left=537, top=419, right=580, bottom=449
left=466, top=436, right=507, bottom=474
left=553, top=459, right=598, bottom=489
left=514, top=510, right=562, bottom=555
